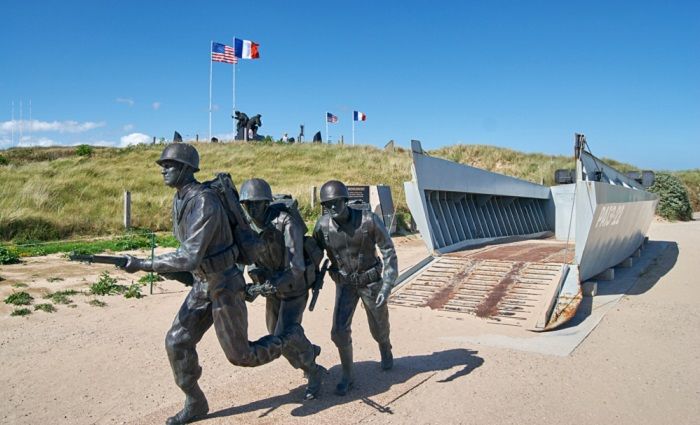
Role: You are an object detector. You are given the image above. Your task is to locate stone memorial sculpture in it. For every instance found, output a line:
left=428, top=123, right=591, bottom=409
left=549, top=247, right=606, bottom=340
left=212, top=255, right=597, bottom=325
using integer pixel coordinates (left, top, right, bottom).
left=239, top=178, right=327, bottom=400
left=234, top=111, right=249, bottom=140
left=118, top=143, right=304, bottom=424
left=312, top=131, right=322, bottom=143
left=312, top=180, right=398, bottom=396
left=246, top=114, right=263, bottom=140
left=298, top=124, right=304, bottom=143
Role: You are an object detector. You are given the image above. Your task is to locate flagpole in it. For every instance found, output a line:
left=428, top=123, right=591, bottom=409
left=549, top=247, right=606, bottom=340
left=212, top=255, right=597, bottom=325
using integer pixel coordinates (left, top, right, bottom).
left=11, top=101, right=14, bottom=147
left=325, top=112, right=328, bottom=144
left=208, top=40, right=213, bottom=143
left=352, top=112, right=355, bottom=146
left=232, top=37, right=236, bottom=141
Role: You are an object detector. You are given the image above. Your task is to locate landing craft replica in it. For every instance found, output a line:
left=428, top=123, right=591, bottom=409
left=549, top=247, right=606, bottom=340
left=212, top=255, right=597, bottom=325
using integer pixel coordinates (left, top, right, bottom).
left=392, top=134, right=658, bottom=331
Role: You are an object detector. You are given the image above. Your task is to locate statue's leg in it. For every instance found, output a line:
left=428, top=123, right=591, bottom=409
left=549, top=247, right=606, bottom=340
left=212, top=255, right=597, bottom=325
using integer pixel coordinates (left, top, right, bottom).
left=331, top=283, right=360, bottom=395
left=210, top=270, right=284, bottom=367
left=360, top=280, right=393, bottom=370
left=164, top=283, right=212, bottom=425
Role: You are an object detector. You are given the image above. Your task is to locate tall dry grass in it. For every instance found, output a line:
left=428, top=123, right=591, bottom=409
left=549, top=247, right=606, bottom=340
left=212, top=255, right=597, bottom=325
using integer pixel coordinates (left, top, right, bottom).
left=2, top=141, right=691, bottom=241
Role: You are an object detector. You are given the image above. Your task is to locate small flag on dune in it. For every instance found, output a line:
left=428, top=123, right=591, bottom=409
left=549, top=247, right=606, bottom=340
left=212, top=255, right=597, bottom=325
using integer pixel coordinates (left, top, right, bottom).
left=234, top=38, right=260, bottom=59
left=353, top=111, right=367, bottom=121
left=326, top=112, right=338, bottom=123
left=211, top=42, right=236, bottom=64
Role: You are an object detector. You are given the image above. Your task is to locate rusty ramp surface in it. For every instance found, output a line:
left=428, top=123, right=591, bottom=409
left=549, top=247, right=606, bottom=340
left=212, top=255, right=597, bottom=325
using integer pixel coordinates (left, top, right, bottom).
left=390, top=241, right=573, bottom=330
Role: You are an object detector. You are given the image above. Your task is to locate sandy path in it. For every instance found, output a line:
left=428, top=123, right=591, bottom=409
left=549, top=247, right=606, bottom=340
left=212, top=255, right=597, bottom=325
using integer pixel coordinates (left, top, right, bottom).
left=0, top=224, right=698, bottom=425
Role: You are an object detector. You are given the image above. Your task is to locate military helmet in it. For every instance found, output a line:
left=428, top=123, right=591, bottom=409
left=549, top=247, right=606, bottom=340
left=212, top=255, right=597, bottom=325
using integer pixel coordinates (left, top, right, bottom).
left=240, top=178, right=273, bottom=202
left=156, top=143, right=200, bottom=172
left=320, top=180, right=349, bottom=203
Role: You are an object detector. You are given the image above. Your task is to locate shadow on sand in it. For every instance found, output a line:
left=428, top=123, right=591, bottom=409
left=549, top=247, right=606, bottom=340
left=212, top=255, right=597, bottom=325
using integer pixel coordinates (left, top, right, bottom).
left=206, top=348, right=484, bottom=420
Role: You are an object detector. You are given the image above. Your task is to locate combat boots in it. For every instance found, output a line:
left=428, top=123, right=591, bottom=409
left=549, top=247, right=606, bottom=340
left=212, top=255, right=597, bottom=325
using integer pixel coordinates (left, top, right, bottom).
left=166, top=383, right=209, bottom=425
left=304, top=363, right=327, bottom=400
left=335, top=345, right=355, bottom=396
left=379, top=342, right=393, bottom=370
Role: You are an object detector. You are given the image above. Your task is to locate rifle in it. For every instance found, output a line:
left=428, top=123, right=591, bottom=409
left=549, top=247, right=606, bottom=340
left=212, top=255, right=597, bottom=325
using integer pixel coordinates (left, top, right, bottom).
left=308, top=259, right=330, bottom=311
left=68, top=253, right=194, bottom=286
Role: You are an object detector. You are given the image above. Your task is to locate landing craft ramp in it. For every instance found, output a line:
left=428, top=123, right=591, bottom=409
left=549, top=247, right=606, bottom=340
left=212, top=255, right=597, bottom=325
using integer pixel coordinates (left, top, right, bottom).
left=393, top=137, right=658, bottom=331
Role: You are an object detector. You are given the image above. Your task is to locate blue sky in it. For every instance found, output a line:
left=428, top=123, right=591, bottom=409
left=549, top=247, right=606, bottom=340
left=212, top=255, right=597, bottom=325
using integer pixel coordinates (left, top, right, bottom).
left=1, top=0, right=698, bottom=170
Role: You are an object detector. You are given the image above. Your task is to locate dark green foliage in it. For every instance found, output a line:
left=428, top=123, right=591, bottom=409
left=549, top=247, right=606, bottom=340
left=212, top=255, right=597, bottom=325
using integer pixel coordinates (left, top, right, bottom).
left=4, top=291, right=33, bottom=306
left=0, top=245, right=20, bottom=264
left=76, top=144, right=93, bottom=157
left=89, top=272, right=127, bottom=295
left=11, top=308, right=31, bottom=316
left=138, top=273, right=164, bottom=285
left=649, top=173, right=693, bottom=221
left=123, top=283, right=143, bottom=299
left=0, top=155, right=8, bottom=166
left=44, top=289, right=79, bottom=304
left=34, top=303, right=57, bottom=313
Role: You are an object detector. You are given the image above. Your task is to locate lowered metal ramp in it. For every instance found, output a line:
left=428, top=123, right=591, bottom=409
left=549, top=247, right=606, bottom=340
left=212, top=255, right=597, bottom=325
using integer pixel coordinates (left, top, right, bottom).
left=390, top=241, right=572, bottom=330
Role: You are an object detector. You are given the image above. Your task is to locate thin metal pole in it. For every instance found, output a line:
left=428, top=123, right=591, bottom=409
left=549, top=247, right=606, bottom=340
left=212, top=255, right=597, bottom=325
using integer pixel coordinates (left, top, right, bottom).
left=352, top=113, right=355, bottom=146
left=208, top=40, right=213, bottom=143
left=232, top=37, right=236, bottom=140
left=11, top=101, right=14, bottom=147
left=19, top=100, right=22, bottom=145
left=325, top=112, right=328, bottom=143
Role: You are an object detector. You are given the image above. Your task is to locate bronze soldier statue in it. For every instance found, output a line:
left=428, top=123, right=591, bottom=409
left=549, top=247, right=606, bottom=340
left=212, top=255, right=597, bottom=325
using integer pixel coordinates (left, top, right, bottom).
left=239, top=178, right=326, bottom=399
left=312, top=180, right=398, bottom=396
left=120, top=144, right=301, bottom=425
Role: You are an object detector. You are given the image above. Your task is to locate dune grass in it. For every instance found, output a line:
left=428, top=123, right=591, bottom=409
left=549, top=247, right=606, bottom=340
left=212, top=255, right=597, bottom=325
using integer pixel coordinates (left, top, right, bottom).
left=1, top=141, right=697, bottom=242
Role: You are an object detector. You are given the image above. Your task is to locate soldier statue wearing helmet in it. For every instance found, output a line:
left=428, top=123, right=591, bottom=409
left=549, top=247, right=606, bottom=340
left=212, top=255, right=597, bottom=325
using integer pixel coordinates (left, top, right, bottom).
left=119, top=142, right=302, bottom=425
left=313, top=180, right=398, bottom=396
left=239, top=178, right=327, bottom=400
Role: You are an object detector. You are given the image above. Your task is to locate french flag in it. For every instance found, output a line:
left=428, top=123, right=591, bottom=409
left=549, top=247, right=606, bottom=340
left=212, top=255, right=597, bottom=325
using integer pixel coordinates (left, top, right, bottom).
left=234, top=38, right=260, bottom=59
left=353, top=111, right=367, bottom=121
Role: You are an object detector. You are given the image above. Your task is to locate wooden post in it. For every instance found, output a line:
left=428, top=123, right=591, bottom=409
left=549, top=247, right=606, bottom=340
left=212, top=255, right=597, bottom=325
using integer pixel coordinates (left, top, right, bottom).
left=310, top=186, right=317, bottom=209
left=123, top=191, right=131, bottom=229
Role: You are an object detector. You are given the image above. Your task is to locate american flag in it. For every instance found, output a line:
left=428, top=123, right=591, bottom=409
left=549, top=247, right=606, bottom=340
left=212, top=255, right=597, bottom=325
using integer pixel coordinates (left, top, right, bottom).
left=326, top=112, right=338, bottom=123
left=211, top=42, right=237, bottom=64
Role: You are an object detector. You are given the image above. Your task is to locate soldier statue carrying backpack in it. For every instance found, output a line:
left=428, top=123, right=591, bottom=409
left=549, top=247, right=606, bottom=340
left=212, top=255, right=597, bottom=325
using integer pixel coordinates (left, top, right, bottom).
left=238, top=178, right=327, bottom=400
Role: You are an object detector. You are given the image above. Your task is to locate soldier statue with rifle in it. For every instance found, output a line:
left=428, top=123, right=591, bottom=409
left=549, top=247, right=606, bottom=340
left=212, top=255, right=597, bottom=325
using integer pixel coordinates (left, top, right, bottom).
left=110, top=143, right=305, bottom=425
left=239, top=178, right=327, bottom=400
left=312, top=180, right=398, bottom=396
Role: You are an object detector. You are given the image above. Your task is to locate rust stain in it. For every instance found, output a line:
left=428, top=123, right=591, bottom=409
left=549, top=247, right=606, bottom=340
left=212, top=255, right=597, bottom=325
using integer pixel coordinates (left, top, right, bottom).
left=474, top=262, right=526, bottom=318
left=424, top=262, right=473, bottom=310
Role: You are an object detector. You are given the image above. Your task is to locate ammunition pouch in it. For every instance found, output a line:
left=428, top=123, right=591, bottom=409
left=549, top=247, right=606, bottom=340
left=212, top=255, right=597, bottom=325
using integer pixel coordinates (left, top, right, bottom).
left=334, top=263, right=383, bottom=287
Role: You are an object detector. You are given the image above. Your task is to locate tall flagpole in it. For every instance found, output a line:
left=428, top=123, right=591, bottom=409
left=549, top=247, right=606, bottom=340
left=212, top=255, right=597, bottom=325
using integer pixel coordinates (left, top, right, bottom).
left=208, top=40, right=213, bottom=143
left=325, top=113, right=328, bottom=144
left=232, top=37, right=236, bottom=140
left=11, top=101, right=14, bottom=147
left=352, top=112, right=355, bottom=146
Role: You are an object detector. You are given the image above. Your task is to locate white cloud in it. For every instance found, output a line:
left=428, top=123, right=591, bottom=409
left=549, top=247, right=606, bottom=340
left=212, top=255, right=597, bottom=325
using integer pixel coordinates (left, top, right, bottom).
left=152, top=102, right=161, bottom=110
left=116, top=97, right=135, bottom=106
left=0, top=119, right=105, bottom=134
left=120, top=132, right=151, bottom=147
left=123, top=124, right=134, bottom=131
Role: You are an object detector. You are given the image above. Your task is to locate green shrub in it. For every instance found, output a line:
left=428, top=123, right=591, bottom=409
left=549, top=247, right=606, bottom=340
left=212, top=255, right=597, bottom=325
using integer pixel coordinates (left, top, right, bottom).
left=76, top=144, right=93, bottom=157
left=88, top=299, right=107, bottom=307
left=124, top=283, right=143, bottom=299
left=4, top=291, right=33, bottom=306
left=649, top=173, right=693, bottom=221
left=34, top=303, right=57, bottom=313
left=89, top=271, right=127, bottom=295
left=0, top=245, right=20, bottom=265
left=44, top=290, right=78, bottom=304
left=0, top=155, right=8, bottom=165
left=11, top=308, right=31, bottom=316
left=138, top=273, right=164, bottom=285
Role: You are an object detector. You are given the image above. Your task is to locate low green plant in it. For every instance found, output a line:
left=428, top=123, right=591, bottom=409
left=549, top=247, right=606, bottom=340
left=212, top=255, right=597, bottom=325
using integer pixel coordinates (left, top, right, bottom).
left=124, top=283, right=143, bottom=299
left=44, top=290, right=78, bottom=304
left=88, top=299, right=107, bottom=307
left=76, top=144, right=93, bottom=157
left=649, top=173, right=693, bottom=221
left=138, top=273, right=164, bottom=285
left=0, top=154, right=8, bottom=166
left=34, top=303, right=57, bottom=313
left=12, top=282, right=28, bottom=288
left=4, top=291, right=33, bottom=306
left=0, top=245, right=20, bottom=265
left=90, top=271, right=127, bottom=295
left=11, top=308, right=31, bottom=316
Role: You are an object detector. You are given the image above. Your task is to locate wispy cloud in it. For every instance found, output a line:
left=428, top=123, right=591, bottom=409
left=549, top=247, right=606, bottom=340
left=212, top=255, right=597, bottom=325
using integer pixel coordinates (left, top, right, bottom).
left=123, top=124, right=134, bottom=132
left=0, top=120, right=105, bottom=134
left=116, top=97, right=135, bottom=106
left=152, top=102, right=161, bottom=110
left=120, top=132, right=151, bottom=147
